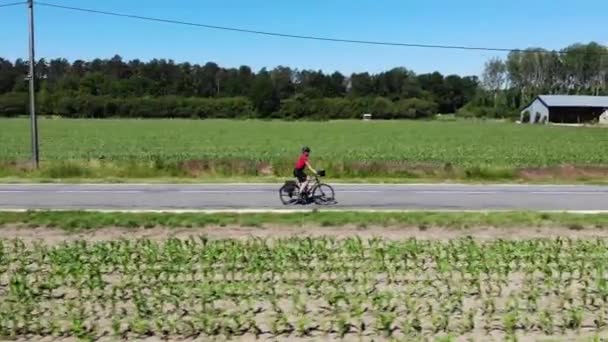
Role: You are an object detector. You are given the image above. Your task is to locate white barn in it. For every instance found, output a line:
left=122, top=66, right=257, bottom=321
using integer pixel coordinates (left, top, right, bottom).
left=520, top=95, right=608, bottom=124
left=600, top=110, right=608, bottom=125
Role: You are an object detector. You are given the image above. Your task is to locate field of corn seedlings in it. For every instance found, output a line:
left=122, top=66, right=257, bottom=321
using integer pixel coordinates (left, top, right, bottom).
left=2, top=235, right=608, bottom=341
left=1, top=118, right=608, bottom=180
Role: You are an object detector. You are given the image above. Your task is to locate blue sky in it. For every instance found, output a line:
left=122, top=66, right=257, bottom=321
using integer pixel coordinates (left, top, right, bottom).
left=1, top=0, right=607, bottom=76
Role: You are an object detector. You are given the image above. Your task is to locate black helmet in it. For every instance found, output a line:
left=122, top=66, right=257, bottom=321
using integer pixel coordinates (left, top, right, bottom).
left=302, top=146, right=311, bottom=153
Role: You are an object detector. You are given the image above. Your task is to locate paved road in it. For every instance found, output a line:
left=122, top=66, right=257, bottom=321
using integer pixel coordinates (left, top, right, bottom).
left=0, top=183, right=607, bottom=211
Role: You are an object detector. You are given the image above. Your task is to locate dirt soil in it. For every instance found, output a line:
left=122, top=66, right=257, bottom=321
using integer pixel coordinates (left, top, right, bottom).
left=2, top=224, right=608, bottom=245
left=518, top=164, right=608, bottom=181
left=3, top=225, right=608, bottom=342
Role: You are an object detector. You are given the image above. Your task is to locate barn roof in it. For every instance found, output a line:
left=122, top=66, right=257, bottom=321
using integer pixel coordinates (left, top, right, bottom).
left=536, top=95, right=608, bottom=108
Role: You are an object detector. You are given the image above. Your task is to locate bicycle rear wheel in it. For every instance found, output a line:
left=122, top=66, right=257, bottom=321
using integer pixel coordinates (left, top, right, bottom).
left=312, top=183, right=335, bottom=205
left=279, top=184, right=300, bottom=205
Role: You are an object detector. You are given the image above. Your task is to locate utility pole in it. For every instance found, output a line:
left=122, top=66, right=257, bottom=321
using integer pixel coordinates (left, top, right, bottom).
left=27, top=0, right=39, bottom=168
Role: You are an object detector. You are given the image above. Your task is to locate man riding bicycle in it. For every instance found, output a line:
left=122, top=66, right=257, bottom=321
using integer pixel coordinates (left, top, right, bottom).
left=294, top=146, right=317, bottom=195
left=279, top=146, right=334, bottom=206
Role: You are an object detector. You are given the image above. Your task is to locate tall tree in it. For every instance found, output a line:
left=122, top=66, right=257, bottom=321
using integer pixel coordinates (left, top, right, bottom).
left=349, top=72, right=374, bottom=97
left=482, top=57, right=506, bottom=106
left=0, top=58, right=17, bottom=93
left=249, top=69, right=279, bottom=116
left=270, top=66, right=295, bottom=99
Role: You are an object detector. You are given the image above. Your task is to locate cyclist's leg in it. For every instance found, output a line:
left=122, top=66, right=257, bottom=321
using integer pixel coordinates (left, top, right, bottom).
left=300, top=177, right=310, bottom=193
left=295, top=169, right=307, bottom=192
left=301, top=176, right=310, bottom=193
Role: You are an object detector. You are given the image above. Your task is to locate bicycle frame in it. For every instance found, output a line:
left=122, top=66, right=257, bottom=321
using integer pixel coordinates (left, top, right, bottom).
left=300, top=174, right=322, bottom=194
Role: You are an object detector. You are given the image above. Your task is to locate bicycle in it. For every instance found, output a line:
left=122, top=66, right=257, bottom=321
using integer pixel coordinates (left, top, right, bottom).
left=279, top=169, right=335, bottom=205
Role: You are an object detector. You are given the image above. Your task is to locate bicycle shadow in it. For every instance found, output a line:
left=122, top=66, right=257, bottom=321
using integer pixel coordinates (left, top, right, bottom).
left=293, top=197, right=338, bottom=206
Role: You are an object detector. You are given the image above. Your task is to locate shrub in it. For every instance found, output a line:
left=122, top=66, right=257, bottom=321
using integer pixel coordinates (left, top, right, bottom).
left=0, top=92, right=27, bottom=116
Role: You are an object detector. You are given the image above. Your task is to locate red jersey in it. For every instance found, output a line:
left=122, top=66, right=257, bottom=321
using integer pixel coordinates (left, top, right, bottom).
left=295, top=153, right=309, bottom=170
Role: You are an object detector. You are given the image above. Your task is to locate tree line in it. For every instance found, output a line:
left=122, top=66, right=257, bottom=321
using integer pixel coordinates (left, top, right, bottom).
left=0, top=41, right=606, bottom=119
left=477, top=42, right=608, bottom=112
left=0, top=55, right=476, bottom=119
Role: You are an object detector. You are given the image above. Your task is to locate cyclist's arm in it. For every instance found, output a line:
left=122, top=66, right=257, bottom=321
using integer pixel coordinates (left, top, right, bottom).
left=305, top=161, right=317, bottom=174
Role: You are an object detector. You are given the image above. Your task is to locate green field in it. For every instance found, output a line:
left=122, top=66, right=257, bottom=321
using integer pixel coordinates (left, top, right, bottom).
left=2, top=211, right=608, bottom=340
left=2, top=210, right=608, bottom=231
left=1, top=235, right=608, bottom=341
left=1, top=118, right=607, bottom=181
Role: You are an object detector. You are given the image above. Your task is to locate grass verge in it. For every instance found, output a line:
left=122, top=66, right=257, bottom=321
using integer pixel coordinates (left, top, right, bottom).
left=2, top=160, right=608, bottom=184
left=1, top=211, right=607, bottom=231
left=3, top=119, right=608, bottom=184
left=2, top=176, right=608, bottom=185
left=1, top=159, right=519, bottom=181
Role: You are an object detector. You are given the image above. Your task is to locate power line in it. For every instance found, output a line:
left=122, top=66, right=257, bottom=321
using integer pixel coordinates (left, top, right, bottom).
left=34, top=1, right=595, bottom=56
left=33, top=1, right=524, bottom=53
left=0, top=1, right=25, bottom=8
left=33, top=1, right=608, bottom=57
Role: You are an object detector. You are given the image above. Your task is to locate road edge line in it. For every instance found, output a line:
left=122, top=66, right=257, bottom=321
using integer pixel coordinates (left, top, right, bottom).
left=1, top=208, right=608, bottom=214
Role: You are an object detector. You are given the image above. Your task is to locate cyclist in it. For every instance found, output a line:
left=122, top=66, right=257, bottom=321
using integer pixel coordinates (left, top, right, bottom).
left=294, top=146, right=317, bottom=195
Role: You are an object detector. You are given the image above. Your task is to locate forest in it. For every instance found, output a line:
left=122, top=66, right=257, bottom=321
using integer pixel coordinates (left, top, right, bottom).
left=0, top=42, right=606, bottom=119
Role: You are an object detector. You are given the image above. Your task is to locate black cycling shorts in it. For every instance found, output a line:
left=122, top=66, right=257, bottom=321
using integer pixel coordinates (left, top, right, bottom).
left=293, top=168, right=306, bottom=183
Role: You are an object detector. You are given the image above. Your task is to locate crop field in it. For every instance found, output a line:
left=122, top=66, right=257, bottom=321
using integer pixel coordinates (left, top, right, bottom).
left=2, top=233, right=608, bottom=341
left=1, top=118, right=608, bottom=180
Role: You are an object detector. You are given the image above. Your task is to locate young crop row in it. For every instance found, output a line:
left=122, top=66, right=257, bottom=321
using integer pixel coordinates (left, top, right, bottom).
left=2, top=119, right=608, bottom=169
left=1, top=237, right=608, bottom=341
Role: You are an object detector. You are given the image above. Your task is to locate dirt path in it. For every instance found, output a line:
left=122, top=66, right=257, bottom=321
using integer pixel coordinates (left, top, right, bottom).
left=2, top=224, right=608, bottom=245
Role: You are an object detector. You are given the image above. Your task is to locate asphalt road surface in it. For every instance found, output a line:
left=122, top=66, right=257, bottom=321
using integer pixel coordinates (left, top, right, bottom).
left=1, top=183, right=607, bottom=211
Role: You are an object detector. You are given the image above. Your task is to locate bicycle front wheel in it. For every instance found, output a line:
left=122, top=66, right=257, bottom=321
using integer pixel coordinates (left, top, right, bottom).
left=312, top=184, right=335, bottom=205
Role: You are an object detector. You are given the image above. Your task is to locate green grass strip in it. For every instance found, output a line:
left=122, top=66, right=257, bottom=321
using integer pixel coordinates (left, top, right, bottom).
left=0, top=211, right=607, bottom=231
